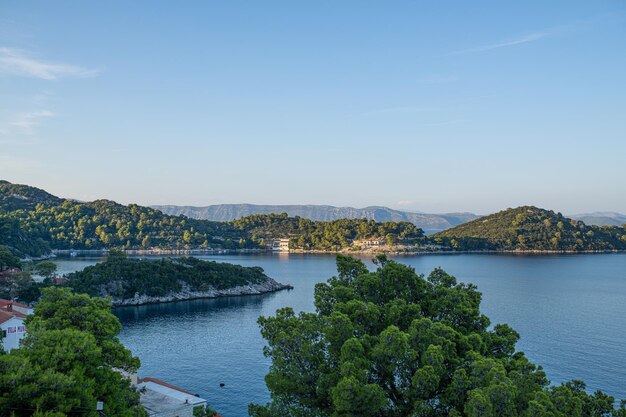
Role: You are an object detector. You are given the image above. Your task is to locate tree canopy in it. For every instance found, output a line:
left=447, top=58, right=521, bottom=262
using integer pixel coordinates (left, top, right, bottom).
left=231, top=213, right=425, bottom=251
left=434, top=206, right=626, bottom=252
left=32, top=261, right=57, bottom=279
left=0, top=245, right=21, bottom=270
left=0, top=287, right=145, bottom=416
left=249, top=255, right=626, bottom=417
left=66, top=252, right=275, bottom=301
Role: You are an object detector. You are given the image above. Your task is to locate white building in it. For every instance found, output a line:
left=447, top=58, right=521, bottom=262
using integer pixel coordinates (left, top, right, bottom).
left=137, top=377, right=210, bottom=417
left=272, top=238, right=290, bottom=252
left=355, top=239, right=384, bottom=247
left=0, top=300, right=33, bottom=351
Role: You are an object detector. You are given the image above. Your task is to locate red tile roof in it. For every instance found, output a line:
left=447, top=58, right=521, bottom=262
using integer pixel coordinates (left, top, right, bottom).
left=0, top=299, right=30, bottom=310
left=0, top=310, right=22, bottom=324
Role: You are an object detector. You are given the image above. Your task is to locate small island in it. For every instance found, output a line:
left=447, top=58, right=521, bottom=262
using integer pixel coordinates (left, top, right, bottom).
left=65, top=252, right=292, bottom=306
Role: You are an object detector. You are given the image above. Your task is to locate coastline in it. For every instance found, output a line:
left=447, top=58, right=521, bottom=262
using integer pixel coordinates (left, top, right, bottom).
left=50, top=247, right=626, bottom=258
left=108, top=279, right=293, bottom=307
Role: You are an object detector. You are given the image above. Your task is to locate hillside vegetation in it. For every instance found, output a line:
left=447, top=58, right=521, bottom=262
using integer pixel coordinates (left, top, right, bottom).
left=67, top=252, right=278, bottom=300
left=434, top=206, right=626, bottom=251
left=231, top=213, right=425, bottom=251
left=0, top=181, right=431, bottom=256
left=0, top=181, right=254, bottom=255
left=2, top=181, right=625, bottom=256
left=0, top=180, right=63, bottom=212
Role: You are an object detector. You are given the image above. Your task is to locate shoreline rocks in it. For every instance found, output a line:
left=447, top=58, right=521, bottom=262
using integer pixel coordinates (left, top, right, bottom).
left=110, top=278, right=293, bottom=307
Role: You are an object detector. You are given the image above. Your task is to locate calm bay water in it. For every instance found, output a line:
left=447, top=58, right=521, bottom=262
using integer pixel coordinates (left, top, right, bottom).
left=54, top=253, right=626, bottom=416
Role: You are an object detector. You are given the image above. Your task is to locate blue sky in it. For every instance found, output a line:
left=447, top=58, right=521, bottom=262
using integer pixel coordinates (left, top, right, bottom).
left=1, top=1, right=625, bottom=214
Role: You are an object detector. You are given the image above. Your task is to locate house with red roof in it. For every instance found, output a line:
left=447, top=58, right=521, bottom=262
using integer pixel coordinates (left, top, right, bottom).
left=0, top=299, right=33, bottom=351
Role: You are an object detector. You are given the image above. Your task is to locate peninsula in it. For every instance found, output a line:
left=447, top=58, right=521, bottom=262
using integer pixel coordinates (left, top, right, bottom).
left=65, top=252, right=292, bottom=306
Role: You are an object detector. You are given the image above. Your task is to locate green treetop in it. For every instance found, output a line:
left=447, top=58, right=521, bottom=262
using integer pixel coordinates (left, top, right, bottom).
left=32, top=260, right=58, bottom=280
left=0, top=245, right=21, bottom=270
left=249, top=255, right=626, bottom=417
left=0, top=287, right=145, bottom=416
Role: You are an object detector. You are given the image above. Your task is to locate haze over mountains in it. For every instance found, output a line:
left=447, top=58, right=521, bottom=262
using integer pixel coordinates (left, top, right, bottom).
left=152, top=204, right=480, bottom=234
left=153, top=204, right=626, bottom=233
left=570, top=212, right=626, bottom=227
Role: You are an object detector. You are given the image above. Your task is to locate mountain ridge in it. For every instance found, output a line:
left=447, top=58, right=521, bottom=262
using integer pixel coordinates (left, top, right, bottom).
left=569, top=212, right=626, bottom=227
left=153, top=203, right=479, bottom=234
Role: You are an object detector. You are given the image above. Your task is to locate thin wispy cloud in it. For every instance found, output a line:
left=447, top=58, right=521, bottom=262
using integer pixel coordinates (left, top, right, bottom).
left=446, top=32, right=548, bottom=56
left=0, top=110, right=54, bottom=141
left=10, top=110, right=54, bottom=133
left=0, top=47, right=99, bottom=80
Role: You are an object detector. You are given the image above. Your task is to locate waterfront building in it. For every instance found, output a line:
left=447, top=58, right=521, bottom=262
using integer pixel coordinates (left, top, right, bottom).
left=272, top=238, right=290, bottom=252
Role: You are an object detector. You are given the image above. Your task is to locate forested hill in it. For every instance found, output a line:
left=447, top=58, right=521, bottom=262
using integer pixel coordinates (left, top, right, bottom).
left=0, top=180, right=63, bottom=212
left=2, top=181, right=625, bottom=256
left=0, top=180, right=252, bottom=257
left=230, top=213, right=426, bottom=251
left=154, top=203, right=478, bottom=233
left=434, top=206, right=626, bottom=251
left=0, top=181, right=429, bottom=257
left=66, top=253, right=290, bottom=304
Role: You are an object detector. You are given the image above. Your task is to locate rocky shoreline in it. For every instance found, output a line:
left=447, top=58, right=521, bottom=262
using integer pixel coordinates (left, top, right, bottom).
left=109, top=279, right=293, bottom=307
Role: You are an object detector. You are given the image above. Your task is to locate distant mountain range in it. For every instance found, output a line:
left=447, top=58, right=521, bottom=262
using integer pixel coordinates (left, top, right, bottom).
left=569, top=212, right=626, bottom=227
left=152, top=204, right=480, bottom=234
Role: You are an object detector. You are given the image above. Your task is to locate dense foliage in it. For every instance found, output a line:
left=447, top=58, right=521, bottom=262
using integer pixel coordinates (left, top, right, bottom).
left=249, top=255, right=626, bottom=417
left=0, top=245, right=21, bottom=270
left=434, top=206, right=626, bottom=251
left=4, top=199, right=252, bottom=251
left=2, top=182, right=626, bottom=257
left=0, top=287, right=146, bottom=416
left=67, top=251, right=273, bottom=299
left=0, top=180, right=62, bottom=213
left=0, top=217, right=51, bottom=257
left=231, top=213, right=425, bottom=251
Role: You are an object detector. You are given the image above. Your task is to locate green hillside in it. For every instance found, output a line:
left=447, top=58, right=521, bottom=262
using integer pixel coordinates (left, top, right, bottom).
left=3, top=181, right=625, bottom=256
left=0, top=180, right=253, bottom=256
left=0, top=180, right=63, bottom=212
left=230, top=213, right=425, bottom=250
left=66, top=253, right=278, bottom=300
left=434, top=206, right=626, bottom=251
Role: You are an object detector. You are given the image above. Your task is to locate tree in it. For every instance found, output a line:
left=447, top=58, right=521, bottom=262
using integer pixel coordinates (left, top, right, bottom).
left=0, top=288, right=145, bottom=416
left=33, top=260, right=57, bottom=280
left=0, top=245, right=21, bottom=270
left=250, top=255, right=625, bottom=417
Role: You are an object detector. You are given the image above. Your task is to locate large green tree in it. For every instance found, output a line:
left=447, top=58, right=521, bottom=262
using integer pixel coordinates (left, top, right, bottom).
left=0, top=287, right=146, bottom=416
left=32, top=261, right=57, bottom=280
left=249, top=255, right=626, bottom=417
left=0, top=245, right=21, bottom=270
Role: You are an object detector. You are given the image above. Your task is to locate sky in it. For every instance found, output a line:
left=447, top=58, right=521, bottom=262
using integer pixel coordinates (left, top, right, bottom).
left=1, top=1, right=625, bottom=214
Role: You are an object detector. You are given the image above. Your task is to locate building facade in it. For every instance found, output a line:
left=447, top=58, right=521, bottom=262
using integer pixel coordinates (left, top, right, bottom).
left=272, top=238, right=290, bottom=252
left=0, top=300, right=32, bottom=351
